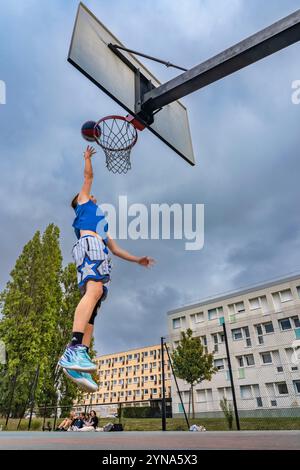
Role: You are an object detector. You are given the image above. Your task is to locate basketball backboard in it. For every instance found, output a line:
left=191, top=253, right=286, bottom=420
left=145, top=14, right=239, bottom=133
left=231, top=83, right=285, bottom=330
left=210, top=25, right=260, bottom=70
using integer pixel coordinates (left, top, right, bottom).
left=68, top=2, right=195, bottom=166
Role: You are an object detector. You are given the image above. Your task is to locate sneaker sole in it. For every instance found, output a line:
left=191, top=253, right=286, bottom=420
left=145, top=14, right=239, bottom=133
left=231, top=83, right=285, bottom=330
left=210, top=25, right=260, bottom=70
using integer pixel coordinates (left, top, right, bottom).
left=62, top=368, right=98, bottom=393
left=58, top=361, right=97, bottom=373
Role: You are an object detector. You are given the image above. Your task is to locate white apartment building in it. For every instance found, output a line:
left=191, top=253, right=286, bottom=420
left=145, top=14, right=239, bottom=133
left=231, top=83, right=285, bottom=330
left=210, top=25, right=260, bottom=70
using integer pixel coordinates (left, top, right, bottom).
left=167, top=274, right=300, bottom=417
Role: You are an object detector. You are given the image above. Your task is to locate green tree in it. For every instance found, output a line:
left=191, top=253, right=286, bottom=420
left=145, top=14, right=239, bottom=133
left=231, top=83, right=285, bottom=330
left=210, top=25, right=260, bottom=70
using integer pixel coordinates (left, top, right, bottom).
left=220, top=397, right=234, bottom=430
left=171, top=328, right=217, bottom=419
left=0, top=225, right=83, bottom=417
left=0, top=230, right=45, bottom=416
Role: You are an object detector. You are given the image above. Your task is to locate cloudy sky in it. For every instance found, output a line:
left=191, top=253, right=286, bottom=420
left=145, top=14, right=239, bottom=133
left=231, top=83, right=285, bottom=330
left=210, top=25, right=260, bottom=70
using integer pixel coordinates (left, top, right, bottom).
left=1, top=0, right=300, bottom=355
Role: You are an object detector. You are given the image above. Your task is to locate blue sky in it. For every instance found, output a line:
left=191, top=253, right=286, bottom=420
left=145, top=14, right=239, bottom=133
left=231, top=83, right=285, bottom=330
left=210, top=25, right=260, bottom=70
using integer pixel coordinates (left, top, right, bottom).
left=1, top=0, right=300, bottom=354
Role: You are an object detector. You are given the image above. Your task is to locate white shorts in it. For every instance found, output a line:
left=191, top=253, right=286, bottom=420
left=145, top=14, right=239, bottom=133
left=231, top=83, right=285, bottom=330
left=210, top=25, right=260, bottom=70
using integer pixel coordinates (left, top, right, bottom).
left=72, top=235, right=112, bottom=296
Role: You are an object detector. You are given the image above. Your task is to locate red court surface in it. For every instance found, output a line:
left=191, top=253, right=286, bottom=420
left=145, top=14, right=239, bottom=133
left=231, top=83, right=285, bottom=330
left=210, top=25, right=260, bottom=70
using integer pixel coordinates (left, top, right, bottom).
left=0, top=431, right=299, bottom=450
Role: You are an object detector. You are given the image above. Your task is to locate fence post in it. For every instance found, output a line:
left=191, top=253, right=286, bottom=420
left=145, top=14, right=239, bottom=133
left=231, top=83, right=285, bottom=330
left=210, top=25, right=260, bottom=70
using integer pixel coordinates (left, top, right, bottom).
left=221, top=317, right=240, bottom=430
left=160, top=337, right=167, bottom=431
left=42, top=402, right=47, bottom=431
left=118, top=403, right=122, bottom=424
left=53, top=405, right=58, bottom=431
left=164, top=341, right=190, bottom=429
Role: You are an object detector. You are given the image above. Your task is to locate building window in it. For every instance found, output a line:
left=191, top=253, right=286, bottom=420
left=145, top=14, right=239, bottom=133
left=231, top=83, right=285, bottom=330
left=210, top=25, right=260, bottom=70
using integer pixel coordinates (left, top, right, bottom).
left=249, top=297, right=260, bottom=310
left=264, top=322, right=274, bottom=334
left=249, top=295, right=268, bottom=312
left=152, top=388, right=158, bottom=395
left=214, top=358, right=225, bottom=371
left=293, top=380, right=300, bottom=394
left=232, top=328, right=243, bottom=341
left=173, top=317, right=185, bottom=329
left=191, top=312, right=204, bottom=324
left=292, top=316, right=300, bottom=328
left=279, top=318, right=292, bottom=331
left=228, top=301, right=245, bottom=314
left=255, top=322, right=274, bottom=344
left=256, top=397, right=263, bottom=407
left=237, top=354, right=255, bottom=367
left=279, top=289, right=293, bottom=302
left=276, top=382, right=288, bottom=395
left=208, top=307, right=223, bottom=321
left=261, top=352, right=272, bottom=364
left=240, top=385, right=252, bottom=399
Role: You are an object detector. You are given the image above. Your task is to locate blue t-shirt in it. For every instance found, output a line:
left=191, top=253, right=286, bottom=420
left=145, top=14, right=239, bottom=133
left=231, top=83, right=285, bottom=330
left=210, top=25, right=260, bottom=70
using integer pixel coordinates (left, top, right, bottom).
left=72, top=199, right=108, bottom=241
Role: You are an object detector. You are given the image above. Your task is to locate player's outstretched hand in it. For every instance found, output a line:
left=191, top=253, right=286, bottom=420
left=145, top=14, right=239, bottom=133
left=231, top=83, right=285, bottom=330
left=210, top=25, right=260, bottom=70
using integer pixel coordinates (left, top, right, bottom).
left=138, top=256, right=155, bottom=268
left=84, top=145, right=97, bottom=159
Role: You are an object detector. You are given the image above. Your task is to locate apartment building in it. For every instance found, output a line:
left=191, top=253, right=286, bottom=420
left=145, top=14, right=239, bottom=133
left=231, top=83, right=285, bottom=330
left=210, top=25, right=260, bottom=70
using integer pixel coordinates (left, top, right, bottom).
left=167, top=274, right=300, bottom=417
left=78, top=344, right=172, bottom=408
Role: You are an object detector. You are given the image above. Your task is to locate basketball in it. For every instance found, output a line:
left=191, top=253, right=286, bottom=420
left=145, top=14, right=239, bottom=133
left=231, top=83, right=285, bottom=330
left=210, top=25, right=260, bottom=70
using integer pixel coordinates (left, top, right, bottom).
left=81, top=121, right=101, bottom=142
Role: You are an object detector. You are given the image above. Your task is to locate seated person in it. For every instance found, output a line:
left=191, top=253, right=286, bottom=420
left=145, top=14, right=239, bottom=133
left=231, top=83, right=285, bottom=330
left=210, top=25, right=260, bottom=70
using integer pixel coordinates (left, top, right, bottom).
left=78, top=410, right=99, bottom=432
left=57, top=411, right=76, bottom=431
left=71, top=412, right=86, bottom=430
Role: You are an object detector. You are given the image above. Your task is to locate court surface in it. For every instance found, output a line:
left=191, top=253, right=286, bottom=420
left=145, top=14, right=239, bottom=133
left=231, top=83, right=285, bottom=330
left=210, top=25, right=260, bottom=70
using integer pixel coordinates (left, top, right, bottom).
left=0, top=430, right=299, bottom=450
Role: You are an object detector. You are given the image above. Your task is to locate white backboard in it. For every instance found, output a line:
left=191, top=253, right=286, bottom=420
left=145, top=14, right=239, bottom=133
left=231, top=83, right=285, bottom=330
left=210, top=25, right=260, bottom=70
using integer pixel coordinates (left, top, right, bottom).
left=68, top=3, right=195, bottom=165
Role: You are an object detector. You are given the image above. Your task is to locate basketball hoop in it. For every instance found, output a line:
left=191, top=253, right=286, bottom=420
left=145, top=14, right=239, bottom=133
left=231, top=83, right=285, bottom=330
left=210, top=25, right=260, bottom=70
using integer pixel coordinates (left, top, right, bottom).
left=93, top=115, right=144, bottom=174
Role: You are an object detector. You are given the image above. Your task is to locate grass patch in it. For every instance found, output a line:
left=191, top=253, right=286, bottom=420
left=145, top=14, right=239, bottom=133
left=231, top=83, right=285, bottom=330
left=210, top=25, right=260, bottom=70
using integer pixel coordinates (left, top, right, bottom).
left=1, top=416, right=300, bottom=431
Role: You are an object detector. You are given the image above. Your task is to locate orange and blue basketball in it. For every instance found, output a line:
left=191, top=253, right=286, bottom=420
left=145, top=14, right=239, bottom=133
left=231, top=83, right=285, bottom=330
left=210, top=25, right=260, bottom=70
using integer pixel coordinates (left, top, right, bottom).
left=81, top=121, right=101, bottom=142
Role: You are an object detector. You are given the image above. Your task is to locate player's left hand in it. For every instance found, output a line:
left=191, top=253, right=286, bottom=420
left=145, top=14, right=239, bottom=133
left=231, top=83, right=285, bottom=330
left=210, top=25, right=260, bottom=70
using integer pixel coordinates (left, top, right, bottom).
left=138, top=256, right=155, bottom=267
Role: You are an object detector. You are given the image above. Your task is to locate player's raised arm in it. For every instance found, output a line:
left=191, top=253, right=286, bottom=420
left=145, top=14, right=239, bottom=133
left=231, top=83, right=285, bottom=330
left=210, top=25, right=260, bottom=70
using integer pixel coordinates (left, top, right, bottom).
left=106, top=233, right=155, bottom=267
left=77, top=146, right=97, bottom=204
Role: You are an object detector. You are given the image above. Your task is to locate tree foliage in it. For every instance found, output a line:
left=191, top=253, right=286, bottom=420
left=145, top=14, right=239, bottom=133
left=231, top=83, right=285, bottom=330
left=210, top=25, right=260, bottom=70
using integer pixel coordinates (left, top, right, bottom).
left=0, top=225, right=83, bottom=417
left=171, top=328, right=217, bottom=418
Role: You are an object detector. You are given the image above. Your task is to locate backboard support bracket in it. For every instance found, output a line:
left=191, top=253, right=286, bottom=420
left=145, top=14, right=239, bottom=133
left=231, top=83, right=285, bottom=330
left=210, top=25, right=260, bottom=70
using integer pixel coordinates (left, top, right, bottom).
left=108, top=43, right=155, bottom=125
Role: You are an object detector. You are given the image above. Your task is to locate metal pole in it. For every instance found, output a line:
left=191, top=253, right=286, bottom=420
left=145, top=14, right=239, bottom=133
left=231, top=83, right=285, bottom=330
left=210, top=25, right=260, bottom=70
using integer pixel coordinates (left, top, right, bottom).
left=53, top=405, right=58, bottom=431
left=42, top=402, right=47, bottom=431
left=118, top=403, right=122, bottom=425
left=222, top=321, right=240, bottom=430
left=160, top=337, right=167, bottom=431
left=28, top=366, right=40, bottom=431
left=142, top=9, right=300, bottom=111
left=109, top=44, right=188, bottom=71
left=164, top=342, right=190, bottom=429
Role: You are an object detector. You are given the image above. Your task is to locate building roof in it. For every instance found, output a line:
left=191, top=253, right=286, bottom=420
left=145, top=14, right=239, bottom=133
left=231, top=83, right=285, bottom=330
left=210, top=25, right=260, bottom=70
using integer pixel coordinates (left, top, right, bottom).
left=94, top=343, right=162, bottom=360
left=167, top=272, right=300, bottom=316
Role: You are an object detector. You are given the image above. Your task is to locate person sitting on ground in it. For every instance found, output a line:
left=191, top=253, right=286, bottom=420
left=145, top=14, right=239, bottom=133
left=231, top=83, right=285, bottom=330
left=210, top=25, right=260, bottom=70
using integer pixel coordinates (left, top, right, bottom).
left=57, top=411, right=76, bottom=431
left=78, top=410, right=99, bottom=431
left=71, top=412, right=86, bottom=430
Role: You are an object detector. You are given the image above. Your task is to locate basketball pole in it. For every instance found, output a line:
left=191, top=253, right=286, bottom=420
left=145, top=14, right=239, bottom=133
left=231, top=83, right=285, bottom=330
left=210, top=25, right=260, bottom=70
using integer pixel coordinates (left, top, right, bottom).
left=160, top=337, right=167, bottom=431
left=141, top=10, right=300, bottom=113
left=221, top=319, right=240, bottom=431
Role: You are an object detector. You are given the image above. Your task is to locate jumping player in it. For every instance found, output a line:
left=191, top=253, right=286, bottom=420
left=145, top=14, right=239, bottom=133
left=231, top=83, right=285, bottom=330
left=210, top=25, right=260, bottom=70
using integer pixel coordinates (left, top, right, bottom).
left=58, top=146, right=154, bottom=392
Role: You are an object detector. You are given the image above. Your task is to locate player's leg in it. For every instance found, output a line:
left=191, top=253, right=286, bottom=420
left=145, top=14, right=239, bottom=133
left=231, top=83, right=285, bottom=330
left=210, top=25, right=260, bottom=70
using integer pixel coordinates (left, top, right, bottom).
left=82, top=296, right=102, bottom=348
left=58, top=281, right=102, bottom=372
left=72, top=280, right=103, bottom=343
